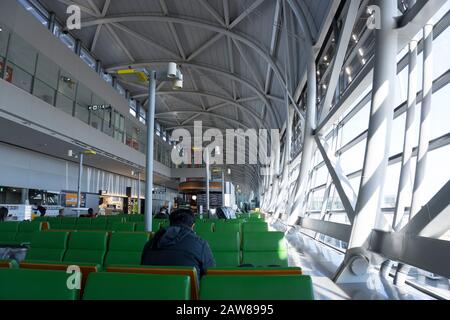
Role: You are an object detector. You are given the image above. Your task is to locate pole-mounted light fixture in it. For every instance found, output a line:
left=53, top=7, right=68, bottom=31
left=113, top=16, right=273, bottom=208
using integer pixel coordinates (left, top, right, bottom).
left=114, top=63, right=184, bottom=232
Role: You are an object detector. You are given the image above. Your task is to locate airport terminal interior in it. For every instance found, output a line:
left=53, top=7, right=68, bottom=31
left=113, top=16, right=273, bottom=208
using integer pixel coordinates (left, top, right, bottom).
left=0, top=0, right=449, bottom=301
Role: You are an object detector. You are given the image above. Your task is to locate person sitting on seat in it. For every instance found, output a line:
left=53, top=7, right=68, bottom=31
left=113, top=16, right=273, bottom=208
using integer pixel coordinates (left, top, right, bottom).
left=141, top=208, right=215, bottom=278
left=0, top=207, right=8, bottom=222
left=154, top=205, right=169, bottom=219
left=87, top=208, right=95, bottom=218
left=37, top=205, right=46, bottom=217
left=57, top=208, right=64, bottom=218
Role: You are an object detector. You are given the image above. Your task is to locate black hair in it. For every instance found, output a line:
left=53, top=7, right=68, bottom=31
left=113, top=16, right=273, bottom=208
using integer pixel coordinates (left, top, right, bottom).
left=88, top=208, right=94, bottom=214
left=169, top=208, right=195, bottom=228
left=37, top=206, right=46, bottom=217
left=0, top=207, right=8, bottom=222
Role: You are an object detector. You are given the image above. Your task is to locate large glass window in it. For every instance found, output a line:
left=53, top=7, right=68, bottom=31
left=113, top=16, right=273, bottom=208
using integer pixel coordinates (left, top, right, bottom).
left=18, top=0, right=49, bottom=27
left=80, top=48, right=96, bottom=70
left=7, top=33, right=37, bottom=75
left=57, top=70, right=77, bottom=99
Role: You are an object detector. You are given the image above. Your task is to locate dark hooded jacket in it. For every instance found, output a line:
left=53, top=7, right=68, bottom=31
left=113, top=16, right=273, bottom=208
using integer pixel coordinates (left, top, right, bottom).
left=141, top=225, right=216, bottom=278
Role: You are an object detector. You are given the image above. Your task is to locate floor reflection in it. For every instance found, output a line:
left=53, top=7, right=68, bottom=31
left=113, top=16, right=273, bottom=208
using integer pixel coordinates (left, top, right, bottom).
left=271, top=221, right=436, bottom=300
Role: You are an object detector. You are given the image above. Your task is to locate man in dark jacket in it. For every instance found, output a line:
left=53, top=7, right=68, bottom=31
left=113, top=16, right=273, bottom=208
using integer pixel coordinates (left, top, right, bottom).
left=141, top=208, right=215, bottom=278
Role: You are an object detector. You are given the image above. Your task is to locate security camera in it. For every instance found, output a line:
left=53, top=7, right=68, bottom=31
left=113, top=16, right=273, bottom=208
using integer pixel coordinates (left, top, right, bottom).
left=172, top=72, right=183, bottom=89
left=167, top=62, right=178, bottom=79
left=173, top=79, right=183, bottom=90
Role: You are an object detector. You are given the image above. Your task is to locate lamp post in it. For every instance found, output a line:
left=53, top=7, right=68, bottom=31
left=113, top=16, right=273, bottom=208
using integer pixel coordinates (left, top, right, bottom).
left=68, top=149, right=96, bottom=214
left=115, top=63, right=183, bottom=232
left=144, top=64, right=183, bottom=232
left=132, top=170, right=142, bottom=214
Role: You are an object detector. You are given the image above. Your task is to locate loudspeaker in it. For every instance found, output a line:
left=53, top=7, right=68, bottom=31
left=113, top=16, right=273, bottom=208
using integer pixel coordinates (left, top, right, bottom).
left=126, top=187, right=132, bottom=198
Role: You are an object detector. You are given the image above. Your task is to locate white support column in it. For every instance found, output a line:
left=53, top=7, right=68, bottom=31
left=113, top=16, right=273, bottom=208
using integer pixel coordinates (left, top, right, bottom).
left=392, top=40, right=418, bottom=230
left=334, top=0, right=398, bottom=283
left=288, top=49, right=316, bottom=224
left=145, top=71, right=156, bottom=232
left=410, top=23, right=433, bottom=220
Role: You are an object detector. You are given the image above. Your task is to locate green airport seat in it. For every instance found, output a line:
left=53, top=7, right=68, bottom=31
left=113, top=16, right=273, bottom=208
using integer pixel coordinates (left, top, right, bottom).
left=135, top=222, right=145, bottom=232
left=125, top=215, right=144, bottom=222
left=60, top=217, right=78, bottom=225
left=200, top=275, right=314, bottom=300
left=105, top=265, right=199, bottom=299
left=14, top=221, right=43, bottom=244
left=0, top=222, right=21, bottom=245
left=0, top=221, right=20, bottom=232
left=56, top=224, right=76, bottom=230
left=194, top=223, right=214, bottom=233
left=46, top=217, right=62, bottom=224
left=82, top=272, right=191, bottom=300
left=242, top=232, right=288, bottom=267
left=104, top=232, right=149, bottom=267
left=201, top=232, right=241, bottom=267
left=108, top=222, right=135, bottom=232
left=207, top=266, right=302, bottom=275
left=76, top=218, right=91, bottom=225
left=0, top=232, right=17, bottom=246
left=136, top=222, right=161, bottom=232
left=243, top=222, right=268, bottom=233
left=75, top=224, right=92, bottom=231
left=0, top=268, right=79, bottom=300
left=105, top=216, right=124, bottom=223
left=89, top=224, right=107, bottom=231
left=214, top=222, right=241, bottom=233
left=24, top=232, right=69, bottom=262
left=62, top=231, right=108, bottom=265
left=91, top=217, right=108, bottom=224
left=201, top=232, right=240, bottom=252
left=33, top=217, right=48, bottom=222
left=18, top=221, right=42, bottom=233
left=154, top=219, right=169, bottom=227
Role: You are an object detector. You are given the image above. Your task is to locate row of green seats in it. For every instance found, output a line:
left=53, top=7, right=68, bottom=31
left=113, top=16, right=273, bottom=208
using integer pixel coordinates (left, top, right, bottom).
left=0, top=267, right=314, bottom=300
left=0, top=221, right=43, bottom=246
left=23, top=231, right=150, bottom=267
left=47, top=219, right=169, bottom=232
left=194, top=221, right=269, bottom=233
left=196, top=231, right=288, bottom=267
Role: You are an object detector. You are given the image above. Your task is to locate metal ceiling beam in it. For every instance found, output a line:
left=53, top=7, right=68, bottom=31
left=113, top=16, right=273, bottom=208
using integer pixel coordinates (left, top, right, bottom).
left=226, top=36, right=237, bottom=101
left=224, top=0, right=230, bottom=26
left=85, top=0, right=135, bottom=62
left=80, top=13, right=296, bottom=110
left=184, top=68, right=207, bottom=110
left=233, top=39, right=264, bottom=92
left=54, top=0, right=97, bottom=16
left=135, top=90, right=267, bottom=128
left=191, top=67, right=233, bottom=98
left=156, top=111, right=250, bottom=129
left=60, top=0, right=179, bottom=58
left=90, top=0, right=110, bottom=51
left=265, top=0, right=282, bottom=94
left=110, top=23, right=180, bottom=59
left=159, top=0, right=186, bottom=59
left=106, top=60, right=279, bottom=126
left=297, top=0, right=318, bottom=40
left=196, top=0, right=226, bottom=27
left=315, top=135, right=357, bottom=223
left=187, top=33, right=224, bottom=61
left=229, top=0, right=266, bottom=29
